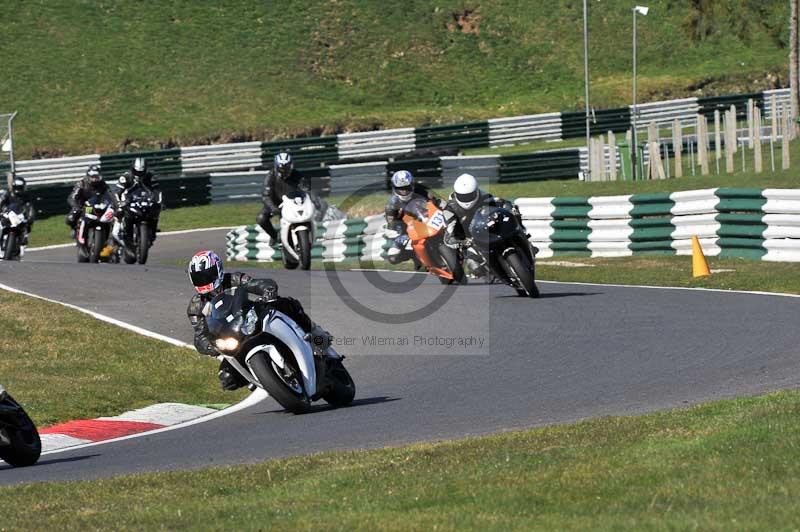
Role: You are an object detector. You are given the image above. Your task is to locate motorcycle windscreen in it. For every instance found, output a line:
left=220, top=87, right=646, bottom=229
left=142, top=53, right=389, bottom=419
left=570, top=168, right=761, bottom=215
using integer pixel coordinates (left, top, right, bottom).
left=206, top=289, right=246, bottom=337
left=470, top=206, right=516, bottom=248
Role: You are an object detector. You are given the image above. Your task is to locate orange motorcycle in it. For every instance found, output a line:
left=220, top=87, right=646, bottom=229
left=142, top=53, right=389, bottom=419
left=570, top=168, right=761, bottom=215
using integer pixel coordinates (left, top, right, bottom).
left=401, top=199, right=466, bottom=285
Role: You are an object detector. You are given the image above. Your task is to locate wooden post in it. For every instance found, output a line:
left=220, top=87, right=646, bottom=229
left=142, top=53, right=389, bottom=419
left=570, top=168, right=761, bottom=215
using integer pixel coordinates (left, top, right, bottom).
left=698, top=114, right=709, bottom=176
left=729, top=105, right=738, bottom=153
left=597, top=134, right=606, bottom=181
left=783, top=109, right=791, bottom=170
left=608, top=131, right=617, bottom=181
left=724, top=111, right=734, bottom=173
left=672, top=118, right=683, bottom=178
left=747, top=98, right=754, bottom=148
left=754, top=106, right=763, bottom=173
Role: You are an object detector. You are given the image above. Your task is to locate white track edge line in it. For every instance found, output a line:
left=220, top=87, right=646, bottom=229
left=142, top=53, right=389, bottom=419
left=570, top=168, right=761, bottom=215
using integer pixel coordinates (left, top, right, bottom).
left=40, top=389, right=269, bottom=456
left=0, top=281, right=268, bottom=453
left=26, top=226, right=235, bottom=252
left=342, top=267, right=800, bottom=299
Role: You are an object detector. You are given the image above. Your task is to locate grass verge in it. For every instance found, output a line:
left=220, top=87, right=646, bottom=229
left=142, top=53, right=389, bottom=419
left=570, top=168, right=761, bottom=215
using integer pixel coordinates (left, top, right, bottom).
left=3, top=389, right=800, bottom=529
left=0, top=291, right=244, bottom=427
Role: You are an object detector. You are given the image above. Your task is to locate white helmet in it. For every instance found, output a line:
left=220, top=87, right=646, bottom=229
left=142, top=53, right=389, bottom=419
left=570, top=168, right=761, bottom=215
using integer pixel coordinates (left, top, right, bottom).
left=453, top=173, right=480, bottom=209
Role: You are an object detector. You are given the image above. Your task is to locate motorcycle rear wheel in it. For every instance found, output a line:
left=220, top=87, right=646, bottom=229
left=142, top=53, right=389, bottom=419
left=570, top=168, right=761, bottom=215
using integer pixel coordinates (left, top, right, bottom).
left=248, top=351, right=312, bottom=414
left=0, top=395, right=41, bottom=467
left=322, top=359, right=355, bottom=407
left=437, top=244, right=466, bottom=285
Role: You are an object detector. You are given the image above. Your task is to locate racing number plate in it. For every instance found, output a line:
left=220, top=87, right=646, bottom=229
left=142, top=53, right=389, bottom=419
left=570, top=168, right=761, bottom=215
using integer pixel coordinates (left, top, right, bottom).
left=427, top=210, right=446, bottom=231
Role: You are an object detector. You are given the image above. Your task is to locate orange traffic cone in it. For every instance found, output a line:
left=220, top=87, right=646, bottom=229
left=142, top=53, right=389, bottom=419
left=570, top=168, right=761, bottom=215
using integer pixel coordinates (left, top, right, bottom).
left=691, top=235, right=711, bottom=278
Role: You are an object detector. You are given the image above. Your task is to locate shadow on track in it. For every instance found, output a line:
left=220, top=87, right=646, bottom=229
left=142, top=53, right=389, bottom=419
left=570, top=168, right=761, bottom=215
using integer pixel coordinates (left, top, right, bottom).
left=256, top=395, right=401, bottom=416
left=1, top=453, right=101, bottom=470
left=495, top=292, right=601, bottom=299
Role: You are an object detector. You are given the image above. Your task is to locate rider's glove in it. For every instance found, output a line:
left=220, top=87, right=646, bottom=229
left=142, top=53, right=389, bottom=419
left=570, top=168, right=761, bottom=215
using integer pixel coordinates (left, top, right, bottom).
left=304, top=325, right=333, bottom=355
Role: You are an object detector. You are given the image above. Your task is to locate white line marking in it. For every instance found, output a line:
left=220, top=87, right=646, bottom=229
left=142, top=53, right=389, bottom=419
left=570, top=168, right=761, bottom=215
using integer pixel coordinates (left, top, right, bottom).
left=0, top=282, right=193, bottom=347
left=536, top=279, right=800, bottom=299
left=342, top=267, right=800, bottom=299
left=26, top=226, right=234, bottom=252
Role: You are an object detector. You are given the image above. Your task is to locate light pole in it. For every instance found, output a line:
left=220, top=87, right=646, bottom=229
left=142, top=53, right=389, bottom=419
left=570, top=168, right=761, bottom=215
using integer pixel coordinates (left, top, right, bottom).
left=583, top=0, right=591, bottom=181
left=631, top=5, right=648, bottom=181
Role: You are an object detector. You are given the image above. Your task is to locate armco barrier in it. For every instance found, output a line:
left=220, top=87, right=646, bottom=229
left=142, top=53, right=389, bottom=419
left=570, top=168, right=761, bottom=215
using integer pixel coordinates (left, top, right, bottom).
left=227, top=188, right=800, bottom=264
left=6, top=89, right=789, bottom=190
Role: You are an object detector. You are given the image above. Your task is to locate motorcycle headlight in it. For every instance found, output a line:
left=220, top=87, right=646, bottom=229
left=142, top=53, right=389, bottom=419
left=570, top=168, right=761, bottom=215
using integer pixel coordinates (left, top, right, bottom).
left=241, top=308, right=258, bottom=336
left=214, top=338, right=240, bottom=351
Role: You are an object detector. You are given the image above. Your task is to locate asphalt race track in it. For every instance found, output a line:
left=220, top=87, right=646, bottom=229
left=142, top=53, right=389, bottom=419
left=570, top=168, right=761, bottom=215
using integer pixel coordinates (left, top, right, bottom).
left=2, top=229, right=799, bottom=485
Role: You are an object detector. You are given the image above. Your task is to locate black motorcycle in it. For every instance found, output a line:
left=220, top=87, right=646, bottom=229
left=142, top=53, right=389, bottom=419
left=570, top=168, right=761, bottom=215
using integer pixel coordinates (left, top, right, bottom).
left=0, top=385, right=41, bottom=468
left=206, top=288, right=355, bottom=414
left=77, top=192, right=116, bottom=263
left=118, top=184, right=161, bottom=265
left=0, top=200, right=28, bottom=261
left=468, top=205, right=539, bottom=297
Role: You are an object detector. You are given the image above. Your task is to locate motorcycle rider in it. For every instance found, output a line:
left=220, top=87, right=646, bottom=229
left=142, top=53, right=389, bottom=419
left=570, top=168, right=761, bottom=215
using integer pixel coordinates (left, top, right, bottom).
left=384, top=170, right=445, bottom=265
left=115, top=158, right=163, bottom=243
left=0, top=174, right=35, bottom=246
left=116, top=157, right=162, bottom=242
left=443, top=173, right=531, bottom=277
left=256, top=152, right=310, bottom=242
left=65, top=165, right=116, bottom=237
left=186, top=249, right=332, bottom=391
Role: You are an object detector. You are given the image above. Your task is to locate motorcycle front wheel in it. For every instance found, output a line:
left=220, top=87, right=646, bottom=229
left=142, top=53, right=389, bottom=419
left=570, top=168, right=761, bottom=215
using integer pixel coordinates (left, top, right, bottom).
left=248, top=350, right=312, bottom=414
left=88, top=230, right=101, bottom=263
left=0, top=395, right=42, bottom=468
left=504, top=251, right=539, bottom=298
left=297, top=230, right=311, bottom=271
left=137, top=222, right=150, bottom=265
left=3, top=231, right=17, bottom=261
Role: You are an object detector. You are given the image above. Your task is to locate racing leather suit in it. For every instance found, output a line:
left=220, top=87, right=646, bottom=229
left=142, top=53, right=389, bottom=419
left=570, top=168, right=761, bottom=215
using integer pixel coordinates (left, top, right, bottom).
left=256, top=170, right=310, bottom=241
left=384, top=183, right=445, bottom=265
left=186, top=272, right=317, bottom=390
left=115, top=177, right=163, bottom=242
left=65, top=178, right=117, bottom=229
left=443, top=193, right=526, bottom=277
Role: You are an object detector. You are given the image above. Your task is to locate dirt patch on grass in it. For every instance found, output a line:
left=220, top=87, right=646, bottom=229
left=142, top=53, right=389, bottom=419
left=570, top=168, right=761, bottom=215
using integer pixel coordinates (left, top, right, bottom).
left=448, top=9, right=481, bottom=35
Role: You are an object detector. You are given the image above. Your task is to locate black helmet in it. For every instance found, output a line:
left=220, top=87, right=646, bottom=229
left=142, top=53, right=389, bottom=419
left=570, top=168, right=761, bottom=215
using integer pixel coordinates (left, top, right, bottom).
left=274, top=152, right=294, bottom=181
left=11, top=175, right=26, bottom=195
left=131, top=157, right=148, bottom=182
left=86, top=165, right=103, bottom=189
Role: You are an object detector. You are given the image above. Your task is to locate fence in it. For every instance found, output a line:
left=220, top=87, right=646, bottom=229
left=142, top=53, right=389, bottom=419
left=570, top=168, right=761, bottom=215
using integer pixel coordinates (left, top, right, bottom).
left=226, top=187, right=800, bottom=264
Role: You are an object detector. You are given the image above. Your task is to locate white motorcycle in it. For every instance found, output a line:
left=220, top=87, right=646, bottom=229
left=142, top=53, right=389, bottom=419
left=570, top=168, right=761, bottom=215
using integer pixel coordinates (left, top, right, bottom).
left=207, top=288, right=355, bottom=414
left=279, top=191, right=316, bottom=270
left=0, top=201, right=28, bottom=261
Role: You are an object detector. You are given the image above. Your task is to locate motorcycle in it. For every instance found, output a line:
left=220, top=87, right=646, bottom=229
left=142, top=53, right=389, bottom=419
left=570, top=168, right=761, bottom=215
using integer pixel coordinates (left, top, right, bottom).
left=0, top=385, right=41, bottom=468
left=279, top=191, right=316, bottom=271
left=0, top=201, right=28, bottom=261
left=117, top=184, right=161, bottom=265
left=76, top=192, right=116, bottom=264
left=207, top=287, right=355, bottom=414
left=386, top=198, right=465, bottom=285
left=468, top=205, right=539, bottom=297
